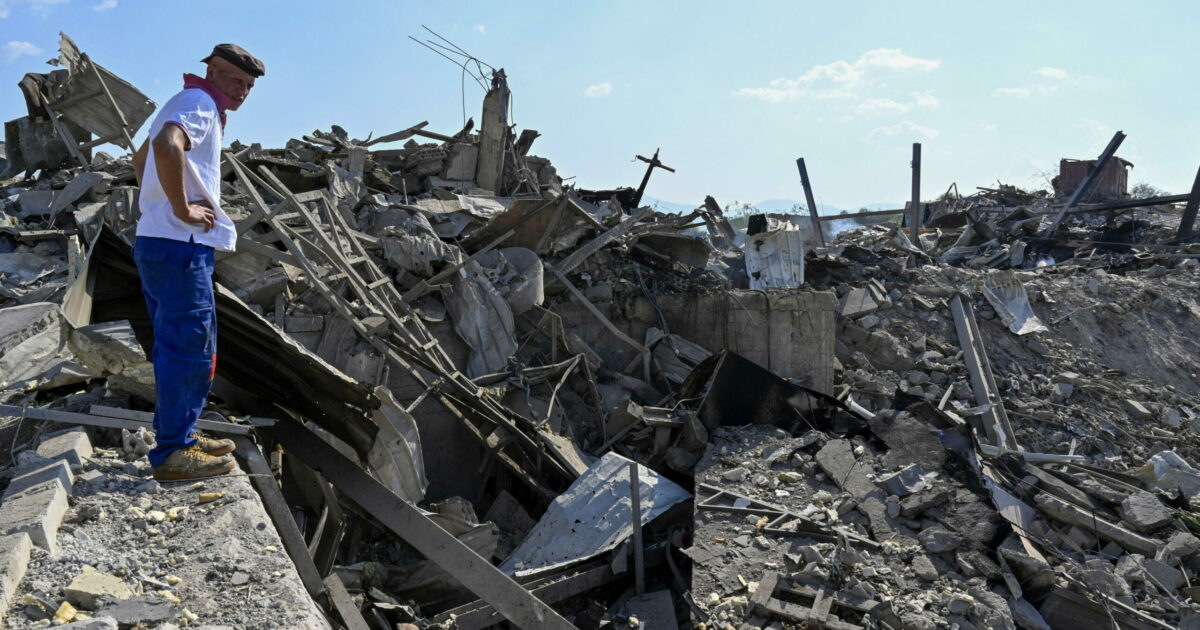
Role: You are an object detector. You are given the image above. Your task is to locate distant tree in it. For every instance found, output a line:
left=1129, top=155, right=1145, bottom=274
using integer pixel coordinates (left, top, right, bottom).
left=1131, top=182, right=1167, bottom=199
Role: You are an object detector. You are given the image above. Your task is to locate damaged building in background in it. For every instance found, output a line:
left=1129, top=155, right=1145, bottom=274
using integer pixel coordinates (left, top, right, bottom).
left=1, top=30, right=1200, bottom=630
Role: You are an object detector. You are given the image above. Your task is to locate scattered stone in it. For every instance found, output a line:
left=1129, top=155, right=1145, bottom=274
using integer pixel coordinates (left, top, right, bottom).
left=1124, top=399, right=1154, bottom=421
left=54, top=600, right=79, bottom=623
left=197, top=491, right=227, bottom=504
left=840, top=288, right=879, bottom=318
left=720, top=467, right=749, bottom=483
left=912, top=554, right=939, bottom=581
left=66, top=568, right=134, bottom=609
left=875, top=465, right=937, bottom=497
left=1120, top=491, right=1173, bottom=532
left=1142, top=556, right=1184, bottom=591
left=815, top=439, right=875, bottom=498
left=95, top=594, right=177, bottom=625
left=918, top=526, right=961, bottom=553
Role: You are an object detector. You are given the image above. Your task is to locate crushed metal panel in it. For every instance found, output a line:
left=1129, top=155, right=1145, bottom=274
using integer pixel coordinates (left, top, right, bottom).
left=499, top=452, right=690, bottom=578
left=442, top=259, right=518, bottom=378
left=46, top=33, right=155, bottom=150
left=981, top=270, right=1048, bottom=336
left=744, top=229, right=806, bottom=289
left=366, top=386, right=428, bottom=503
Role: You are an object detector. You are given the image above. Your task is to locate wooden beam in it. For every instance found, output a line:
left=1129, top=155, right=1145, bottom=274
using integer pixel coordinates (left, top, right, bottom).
left=322, top=573, right=371, bottom=630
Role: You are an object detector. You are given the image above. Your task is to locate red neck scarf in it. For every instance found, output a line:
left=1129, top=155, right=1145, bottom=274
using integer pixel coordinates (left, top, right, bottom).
left=182, top=73, right=231, bottom=131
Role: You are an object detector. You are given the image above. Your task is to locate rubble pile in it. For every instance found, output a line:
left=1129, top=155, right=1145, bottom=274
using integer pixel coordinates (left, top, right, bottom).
left=1, top=31, right=1200, bottom=630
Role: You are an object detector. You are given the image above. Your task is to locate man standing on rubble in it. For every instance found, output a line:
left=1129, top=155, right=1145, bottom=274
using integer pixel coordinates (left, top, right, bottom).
left=129, top=44, right=264, bottom=480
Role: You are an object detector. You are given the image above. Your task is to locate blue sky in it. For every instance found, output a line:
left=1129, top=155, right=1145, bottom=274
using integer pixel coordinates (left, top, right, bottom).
left=2, top=0, right=1196, bottom=210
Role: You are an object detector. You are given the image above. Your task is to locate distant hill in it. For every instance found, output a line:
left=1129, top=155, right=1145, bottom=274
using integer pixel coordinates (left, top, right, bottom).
left=641, top=195, right=899, bottom=216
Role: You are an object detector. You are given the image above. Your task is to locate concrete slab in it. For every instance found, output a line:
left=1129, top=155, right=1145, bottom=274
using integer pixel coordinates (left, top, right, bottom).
left=0, top=479, right=69, bottom=553
left=35, top=427, right=93, bottom=468
left=0, top=533, right=32, bottom=612
left=5, top=459, right=73, bottom=499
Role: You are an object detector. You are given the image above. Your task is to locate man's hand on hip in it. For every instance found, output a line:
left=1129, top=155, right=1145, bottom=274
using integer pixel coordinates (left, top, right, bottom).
left=175, top=199, right=216, bottom=232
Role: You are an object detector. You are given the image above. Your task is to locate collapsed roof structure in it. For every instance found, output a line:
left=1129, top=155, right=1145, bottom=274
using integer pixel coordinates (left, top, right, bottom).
left=1, top=31, right=1200, bottom=630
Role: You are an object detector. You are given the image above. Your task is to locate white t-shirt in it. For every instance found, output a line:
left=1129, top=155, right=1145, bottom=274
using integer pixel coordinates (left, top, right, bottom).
left=136, top=88, right=237, bottom=252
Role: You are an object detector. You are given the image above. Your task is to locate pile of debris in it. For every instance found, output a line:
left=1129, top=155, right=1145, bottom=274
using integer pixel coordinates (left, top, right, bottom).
left=2, top=31, right=1200, bottom=630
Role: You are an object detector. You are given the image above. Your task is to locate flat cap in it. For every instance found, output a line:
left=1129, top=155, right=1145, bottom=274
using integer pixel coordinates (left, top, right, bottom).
left=201, top=43, right=265, bottom=78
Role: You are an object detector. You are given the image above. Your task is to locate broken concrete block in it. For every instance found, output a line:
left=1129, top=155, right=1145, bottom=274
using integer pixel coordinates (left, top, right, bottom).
left=875, top=465, right=937, bottom=497
left=1142, top=556, right=1184, bottom=592
left=4, top=459, right=73, bottom=498
left=1120, top=491, right=1173, bottom=532
left=911, top=554, right=939, bottom=581
left=839, top=288, right=879, bottom=318
left=0, top=533, right=32, bottom=612
left=918, top=525, right=961, bottom=553
left=1124, top=399, right=1154, bottom=421
left=858, top=314, right=881, bottom=329
left=66, top=567, right=134, bottom=610
left=815, top=439, right=876, bottom=498
left=869, top=412, right=946, bottom=470
left=0, top=479, right=69, bottom=552
left=1050, top=382, right=1073, bottom=402
left=16, top=190, right=54, bottom=218
left=720, top=467, right=749, bottom=482
left=35, top=427, right=93, bottom=468
left=0, top=302, right=59, bottom=356
left=900, top=490, right=950, bottom=518
left=1162, top=531, right=1200, bottom=565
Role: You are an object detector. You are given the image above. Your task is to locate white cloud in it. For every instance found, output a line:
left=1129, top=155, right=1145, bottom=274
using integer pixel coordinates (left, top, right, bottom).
left=2, top=40, right=43, bottom=62
left=472, top=24, right=485, bottom=34
left=1034, top=66, right=1069, bottom=80
left=993, top=87, right=1030, bottom=98
left=0, top=0, right=68, bottom=17
left=866, top=120, right=940, bottom=141
left=733, top=48, right=939, bottom=103
left=857, top=48, right=940, bottom=72
left=856, top=98, right=910, bottom=115
left=911, top=90, right=940, bottom=107
left=855, top=90, right=940, bottom=116
left=583, top=82, right=612, bottom=98
left=1077, top=118, right=1111, bottom=145
left=22, top=0, right=65, bottom=16
left=981, top=123, right=998, bottom=133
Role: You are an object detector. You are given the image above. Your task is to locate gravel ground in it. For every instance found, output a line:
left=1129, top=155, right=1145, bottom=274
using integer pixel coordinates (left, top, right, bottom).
left=5, top=436, right=330, bottom=629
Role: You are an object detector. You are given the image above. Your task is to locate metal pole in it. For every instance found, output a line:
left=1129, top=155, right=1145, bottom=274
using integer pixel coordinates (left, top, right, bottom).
left=629, top=461, right=645, bottom=596
left=796, top=158, right=826, bottom=246
left=1175, top=164, right=1200, bottom=240
left=909, top=143, right=922, bottom=245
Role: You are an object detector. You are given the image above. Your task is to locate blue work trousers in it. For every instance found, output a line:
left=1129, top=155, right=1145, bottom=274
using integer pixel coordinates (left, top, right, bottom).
left=133, top=236, right=217, bottom=467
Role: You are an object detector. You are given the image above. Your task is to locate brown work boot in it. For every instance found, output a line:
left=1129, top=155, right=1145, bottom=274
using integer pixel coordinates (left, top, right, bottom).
left=152, top=445, right=235, bottom=481
left=191, top=432, right=235, bottom=457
